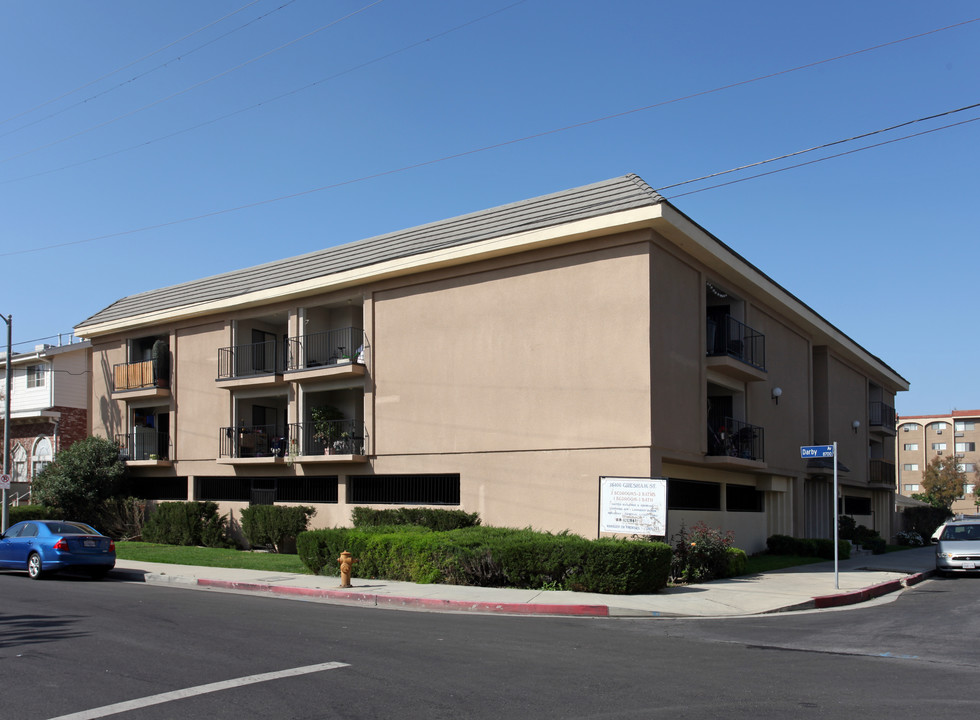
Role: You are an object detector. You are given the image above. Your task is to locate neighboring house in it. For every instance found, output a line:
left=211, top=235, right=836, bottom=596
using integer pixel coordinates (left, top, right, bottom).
left=74, top=174, right=907, bottom=552
left=0, top=340, right=91, bottom=504
left=897, top=410, right=980, bottom=515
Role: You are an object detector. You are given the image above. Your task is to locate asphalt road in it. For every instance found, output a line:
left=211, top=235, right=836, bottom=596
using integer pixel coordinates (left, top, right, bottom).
left=1, top=571, right=978, bottom=719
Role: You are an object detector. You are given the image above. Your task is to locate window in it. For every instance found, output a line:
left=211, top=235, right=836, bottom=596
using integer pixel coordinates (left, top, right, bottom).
left=959, top=463, right=976, bottom=473
left=955, top=442, right=976, bottom=453
left=932, top=443, right=947, bottom=451
left=936, top=422, right=947, bottom=431
left=904, top=484, right=920, bottom=492
left=348, top=474, right=459, bottom=505
left=903, top=443, right=918, bottom=451
left=667, top=479, right=721, bottom=511
left=842, top=496, right=872, bottom=516
left=903, top=463, right=918, bottom=471
left=725, top=484, right=764, bottom=512
left=955, top=421, right=976, bottom=431
left=965, top=484, right=976, bottom=496
left=26, top=364, right=45, bottom=388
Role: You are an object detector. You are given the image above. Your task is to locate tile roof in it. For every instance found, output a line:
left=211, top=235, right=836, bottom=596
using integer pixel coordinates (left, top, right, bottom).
left=76, top=174, right=664, bottom=330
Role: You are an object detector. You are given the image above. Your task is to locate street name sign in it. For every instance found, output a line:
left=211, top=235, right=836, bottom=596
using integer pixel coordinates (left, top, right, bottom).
left=800, top=445, right=835, bottom=459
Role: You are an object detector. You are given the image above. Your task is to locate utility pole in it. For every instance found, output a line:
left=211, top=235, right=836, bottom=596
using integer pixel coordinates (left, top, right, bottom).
left=1, top=312, right=11, bottom=532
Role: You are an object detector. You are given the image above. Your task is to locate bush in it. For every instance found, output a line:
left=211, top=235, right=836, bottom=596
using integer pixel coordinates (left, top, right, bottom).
left=726, top=547, right=747, bottom=577
left=765, top=535, right=849, bottom=560
left=896, top=530, right=924, bottom=547
left=97, top=496, right=146, bottom=541
left=351, top=507, right=480, bottom=531
left=670, top=522, right=737, bottom=583
left=862, top=537, right=887, bottom=555
left=7, top=504, right=64, bottom=524
left=296, top=525, right=672, bottom=594
left=240, top=505, right=316, bottom=553
left=142, top=501, right=233, bottom=548
left=903, top=506, right=952, bottom=540
left=31, top=435, right=126, bottom=524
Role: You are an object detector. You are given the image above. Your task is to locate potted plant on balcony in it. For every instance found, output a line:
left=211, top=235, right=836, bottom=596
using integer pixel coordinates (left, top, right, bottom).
left=151, top=338, right=170, bottom=388
left=311, top=405, right=344, bottom=454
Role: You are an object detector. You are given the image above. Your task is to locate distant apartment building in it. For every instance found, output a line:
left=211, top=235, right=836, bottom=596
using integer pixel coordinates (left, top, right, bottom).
left=0, top=340, right=91, bottom=504
left=897, top=410, right=980, bottom=515
left=74, top=175, right=907, bottom=551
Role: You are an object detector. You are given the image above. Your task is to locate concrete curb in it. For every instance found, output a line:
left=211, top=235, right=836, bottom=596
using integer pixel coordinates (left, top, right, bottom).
left=811, top=571, right=931, bottom=609
left=196, top=578, right=613, bottom=616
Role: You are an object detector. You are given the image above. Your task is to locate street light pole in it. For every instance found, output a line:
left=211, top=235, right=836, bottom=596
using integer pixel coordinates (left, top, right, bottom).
left=1, top=312, right=11, bottom=532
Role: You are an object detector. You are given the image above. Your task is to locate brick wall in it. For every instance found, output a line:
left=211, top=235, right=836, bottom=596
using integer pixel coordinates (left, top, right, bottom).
left=2, top=406, right=89, bottom=482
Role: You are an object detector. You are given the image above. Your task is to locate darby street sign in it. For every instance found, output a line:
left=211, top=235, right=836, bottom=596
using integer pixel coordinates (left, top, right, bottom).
left=800, top=445, right=835, bottom=459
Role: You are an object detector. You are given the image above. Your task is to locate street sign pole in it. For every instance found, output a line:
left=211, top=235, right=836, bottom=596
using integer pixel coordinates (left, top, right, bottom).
left=833, top=440, right=839, bottom=590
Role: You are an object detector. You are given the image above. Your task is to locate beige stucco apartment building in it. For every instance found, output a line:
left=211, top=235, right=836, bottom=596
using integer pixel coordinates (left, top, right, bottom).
left=897, top=410, right=980, bottom=515
left=75, top=175, right=907, bottom=552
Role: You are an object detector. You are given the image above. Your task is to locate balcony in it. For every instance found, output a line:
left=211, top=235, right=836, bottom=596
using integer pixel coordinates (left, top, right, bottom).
left=706, top=315, right=767, bottom=382
left=111, top=359, right=169, bottom=399
left=217, top=339, right=285, bottom=389
left=217, top=423, right=288, bottom=464
left=285, top=327, right=366, bottom=382
left=869, top=459, right=896, bottom=488
left=116, top=428, right=171, bottom=466
left=288, top=420, right=368, bottom=463
left=706, top=417, right=765, bottom=468
left=869, top=401, right=897, bottom=436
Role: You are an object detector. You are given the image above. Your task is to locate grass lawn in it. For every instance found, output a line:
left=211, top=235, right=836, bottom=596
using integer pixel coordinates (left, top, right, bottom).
left=115, top=542, right=310, bottom=574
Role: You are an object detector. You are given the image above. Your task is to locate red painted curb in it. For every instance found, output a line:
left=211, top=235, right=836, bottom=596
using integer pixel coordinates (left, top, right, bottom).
left=812, top=578, right=904, bottom=609
left=197, top=579, right=611, bottom=616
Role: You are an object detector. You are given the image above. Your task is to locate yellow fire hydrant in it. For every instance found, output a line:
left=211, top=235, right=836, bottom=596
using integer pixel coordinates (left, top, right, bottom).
left=338, top=550, right=355, bottom=588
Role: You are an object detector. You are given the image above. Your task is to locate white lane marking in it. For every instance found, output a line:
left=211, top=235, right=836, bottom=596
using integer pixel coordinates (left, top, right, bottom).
left=48, top=661, right=350, bottom=720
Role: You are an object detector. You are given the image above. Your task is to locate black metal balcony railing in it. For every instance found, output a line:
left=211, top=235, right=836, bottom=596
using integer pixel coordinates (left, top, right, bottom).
left=286, top=327, right=364, bottom=371
left=706, top=315, right=766, bottom=371
left=218, top=339, right=283, bottom=379
left=869, top=401, right=896, bottom=430
left=289, top=420, right=366, bottom=456
left=870, top=459, right=896, bottom=487
left=707, top=417, right=765, bottom=461
left=116, top=428, right=170, bottom=461
left=219, top=424, right=287, bottom=459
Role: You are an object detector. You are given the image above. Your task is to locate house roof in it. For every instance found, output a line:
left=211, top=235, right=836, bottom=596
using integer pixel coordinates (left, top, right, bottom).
left=75, top=174, right=664, bottom=332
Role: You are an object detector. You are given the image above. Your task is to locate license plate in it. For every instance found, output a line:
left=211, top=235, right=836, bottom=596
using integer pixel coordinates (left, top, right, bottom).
left=83, top=540, right=96, bottom=548
left=963, top=562, right=976, bottom=569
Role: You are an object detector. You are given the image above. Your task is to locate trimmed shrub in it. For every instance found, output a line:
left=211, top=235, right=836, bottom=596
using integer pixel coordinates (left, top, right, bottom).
left=8, top=504, right=64, bottom=524
left=142, top=501, right=232, bottom=548
left=863, top=537, right=887, bottom=555
left=240, top=505, right=316, bottom=553
left=726, top=547, right=748, bottom=577
left=97, top=496, right=146, bottom=541
left=766, top=534, right=798, bottom=555
left=765, top=535, right=849, bottom=560
left=351, top=507, right=480, bottom=531
left=296, top=525, right=671, bottom=594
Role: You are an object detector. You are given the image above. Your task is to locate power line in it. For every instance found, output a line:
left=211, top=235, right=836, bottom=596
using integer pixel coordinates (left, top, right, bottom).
left=656, top=102, right=980, bottom=193
left=0, top=1, right=529, bottom=187
left=0, top=0, right=386, bottom=166
left=663, top=115, right=980, bottom=200
left=1, top=102, right=976, bottom=259
left=0, top=0, right=298, bottom=142
left=0, top=0, right=265, bottom=128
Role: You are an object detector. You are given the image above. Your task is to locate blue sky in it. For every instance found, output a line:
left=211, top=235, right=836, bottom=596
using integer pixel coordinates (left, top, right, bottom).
left=1, top=1, right=977, bottom=416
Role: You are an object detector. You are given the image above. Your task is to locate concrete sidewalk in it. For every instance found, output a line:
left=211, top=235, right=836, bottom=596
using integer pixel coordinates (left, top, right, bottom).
left=112, top=545, right=937, bottom=618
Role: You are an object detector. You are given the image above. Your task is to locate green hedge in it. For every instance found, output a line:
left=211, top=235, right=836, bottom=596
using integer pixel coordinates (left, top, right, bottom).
left=766, top=534, right=850, bottom=560
left=240, top=505, right=316, bottom=553
left=142, top=501, right=232, bottom=548
left=7, top=504, right=64, bottom=524
left=350, top=507, right=481, bottom=531
left=297, top=526, right=671, bottom=594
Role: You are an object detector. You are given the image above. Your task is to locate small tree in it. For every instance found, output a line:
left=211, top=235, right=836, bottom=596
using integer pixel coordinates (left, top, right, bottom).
left=32, top=436, right=126, bottom=524
left=917, top=454, right=967, bottom=510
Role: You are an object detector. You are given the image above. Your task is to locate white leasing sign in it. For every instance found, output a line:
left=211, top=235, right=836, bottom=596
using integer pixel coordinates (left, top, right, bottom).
left=599, top=477, right=667, bottom=536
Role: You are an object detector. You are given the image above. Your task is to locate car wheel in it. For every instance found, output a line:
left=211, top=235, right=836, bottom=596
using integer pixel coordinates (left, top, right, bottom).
left=27, top=552, right=45, bottom=580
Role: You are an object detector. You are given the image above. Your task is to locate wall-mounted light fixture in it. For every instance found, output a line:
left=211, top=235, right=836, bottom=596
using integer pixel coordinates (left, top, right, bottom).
left=852, top=420, right=861, bottom=434
left=771, top=387, right=782, bottom=405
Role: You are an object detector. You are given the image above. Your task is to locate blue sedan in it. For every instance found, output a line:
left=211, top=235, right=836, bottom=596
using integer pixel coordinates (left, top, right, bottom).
left=0, top=520, right=116, bottom=579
